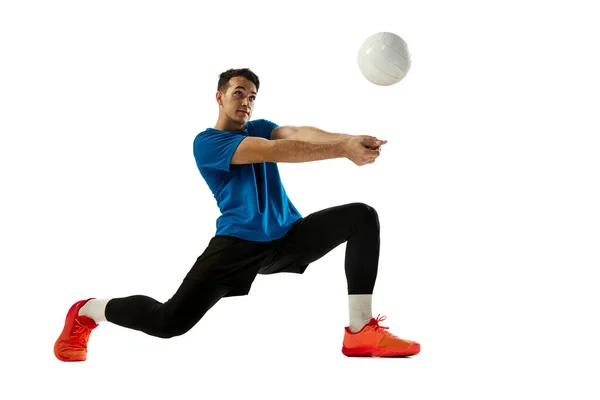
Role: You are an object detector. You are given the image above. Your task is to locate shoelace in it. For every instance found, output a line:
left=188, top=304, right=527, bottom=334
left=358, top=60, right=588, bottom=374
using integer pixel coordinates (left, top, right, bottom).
left=65, top=319, right=93, bottom=350
left=371, top=314, right=401, bottom=339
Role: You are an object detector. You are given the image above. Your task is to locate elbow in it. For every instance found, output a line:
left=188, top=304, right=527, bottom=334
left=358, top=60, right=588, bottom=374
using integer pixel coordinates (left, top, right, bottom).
left=271, top=126, right=299, bottom=141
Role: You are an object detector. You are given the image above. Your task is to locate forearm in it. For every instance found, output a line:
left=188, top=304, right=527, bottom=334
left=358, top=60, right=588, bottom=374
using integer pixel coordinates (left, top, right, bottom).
left=294, top=126, right=352, bottom=143
left=267, top=139, right=347, bottom=163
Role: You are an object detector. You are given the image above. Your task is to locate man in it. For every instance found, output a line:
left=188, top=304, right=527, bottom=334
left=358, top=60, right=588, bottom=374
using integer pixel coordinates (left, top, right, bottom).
left=54, top=68, right=420, bottom=361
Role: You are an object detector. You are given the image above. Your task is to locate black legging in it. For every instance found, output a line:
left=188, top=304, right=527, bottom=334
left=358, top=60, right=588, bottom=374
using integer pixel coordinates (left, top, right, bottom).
left=105, top=202, right=380, bottom=338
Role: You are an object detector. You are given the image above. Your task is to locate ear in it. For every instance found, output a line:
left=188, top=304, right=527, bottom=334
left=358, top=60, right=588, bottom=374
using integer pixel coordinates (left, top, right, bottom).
left=216, top=91, right=223, bottom=106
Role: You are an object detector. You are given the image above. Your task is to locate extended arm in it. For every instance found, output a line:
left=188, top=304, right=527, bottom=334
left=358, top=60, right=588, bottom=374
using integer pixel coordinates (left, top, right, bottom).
left=270, top=125, right=351, bottom=143
left=231, top=137, right=347, bottom=164
left=230, top=134, right=384, bottom=166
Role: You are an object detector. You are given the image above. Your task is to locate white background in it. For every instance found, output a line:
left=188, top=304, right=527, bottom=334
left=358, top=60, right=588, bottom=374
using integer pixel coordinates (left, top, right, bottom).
left=1, top=0, right=599, bottom=399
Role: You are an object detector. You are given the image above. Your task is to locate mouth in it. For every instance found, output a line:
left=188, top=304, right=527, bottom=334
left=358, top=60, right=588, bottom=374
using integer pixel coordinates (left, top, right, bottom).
left=237, top=110, right=250, bottom=116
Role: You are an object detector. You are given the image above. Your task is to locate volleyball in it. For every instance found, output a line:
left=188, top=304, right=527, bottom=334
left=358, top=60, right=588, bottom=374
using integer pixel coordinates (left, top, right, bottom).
left=357, top=32, right=411, bottom=86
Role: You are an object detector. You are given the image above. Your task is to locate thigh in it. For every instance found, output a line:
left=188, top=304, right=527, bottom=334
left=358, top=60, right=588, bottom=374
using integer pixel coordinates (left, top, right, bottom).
left=186, top=235, right=274, bottom=296
left=260, top=202, right=372, bottom=273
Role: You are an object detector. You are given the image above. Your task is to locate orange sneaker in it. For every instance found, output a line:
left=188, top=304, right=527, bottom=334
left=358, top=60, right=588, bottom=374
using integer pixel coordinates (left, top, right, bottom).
left=342, top=315, right=420, bottom=357
left=54, top=298, right=98, bottom=362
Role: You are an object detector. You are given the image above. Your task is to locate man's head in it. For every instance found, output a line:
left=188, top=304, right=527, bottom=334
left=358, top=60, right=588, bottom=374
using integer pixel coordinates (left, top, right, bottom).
left=215, top=68, right=260, bottom=131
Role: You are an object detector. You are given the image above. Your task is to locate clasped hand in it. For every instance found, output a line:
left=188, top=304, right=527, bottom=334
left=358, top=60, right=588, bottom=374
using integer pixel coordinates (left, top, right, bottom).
left=343, top=135, right=387, bottom=166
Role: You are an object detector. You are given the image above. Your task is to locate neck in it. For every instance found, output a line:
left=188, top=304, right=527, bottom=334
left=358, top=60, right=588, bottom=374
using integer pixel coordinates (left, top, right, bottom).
left=214, top=114, right=246, bottom=131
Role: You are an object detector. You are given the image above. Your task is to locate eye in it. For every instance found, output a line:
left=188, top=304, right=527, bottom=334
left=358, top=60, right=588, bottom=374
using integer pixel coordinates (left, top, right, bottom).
left=250, top=96, right=256, bottom=101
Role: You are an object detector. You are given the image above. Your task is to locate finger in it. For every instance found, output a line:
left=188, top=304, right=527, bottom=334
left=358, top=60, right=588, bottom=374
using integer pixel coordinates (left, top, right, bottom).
left=373, top=140, right=387, bottom=148
left=363, top=154, right=379, bottom=164
left=361, top=137, right=381, bottom=147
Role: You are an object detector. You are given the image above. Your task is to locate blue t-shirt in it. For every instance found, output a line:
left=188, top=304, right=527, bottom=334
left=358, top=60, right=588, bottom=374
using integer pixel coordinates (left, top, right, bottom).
left=193, top=119, right=302, bottom=242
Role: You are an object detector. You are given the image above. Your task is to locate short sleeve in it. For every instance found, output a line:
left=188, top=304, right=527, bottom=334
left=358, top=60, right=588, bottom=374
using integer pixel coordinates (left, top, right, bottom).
left=193, top=130, right=246, bottom=171
left=255, top=119, right=279, bottom=139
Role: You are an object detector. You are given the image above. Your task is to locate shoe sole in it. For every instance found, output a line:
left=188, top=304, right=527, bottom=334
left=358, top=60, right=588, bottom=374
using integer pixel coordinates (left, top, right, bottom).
left=342, top=343, right=420, bottom=357
left=54, top=347, right=86, bottom=362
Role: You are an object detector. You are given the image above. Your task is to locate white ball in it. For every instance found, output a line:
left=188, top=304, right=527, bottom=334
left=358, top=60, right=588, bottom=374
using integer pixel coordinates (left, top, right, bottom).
left=357, top=32, right=411, bottom=86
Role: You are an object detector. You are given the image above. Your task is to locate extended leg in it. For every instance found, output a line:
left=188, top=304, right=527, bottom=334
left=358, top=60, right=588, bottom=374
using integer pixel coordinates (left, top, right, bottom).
left=54, top=279, right=229, bottom=361
left=55, top=235, right=271, bottom=361
left=104, top=279, right=230, bottom=338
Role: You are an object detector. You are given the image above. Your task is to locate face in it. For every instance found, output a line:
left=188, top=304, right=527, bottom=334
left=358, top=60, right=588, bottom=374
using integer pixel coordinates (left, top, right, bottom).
left=216, top=76, right=257, bottom=127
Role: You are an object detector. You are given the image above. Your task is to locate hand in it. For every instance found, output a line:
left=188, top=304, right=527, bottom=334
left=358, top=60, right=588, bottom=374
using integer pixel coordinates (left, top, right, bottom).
left=351, top=135, right=387, bottom=149
left=343, top=135, right=387, bottom=166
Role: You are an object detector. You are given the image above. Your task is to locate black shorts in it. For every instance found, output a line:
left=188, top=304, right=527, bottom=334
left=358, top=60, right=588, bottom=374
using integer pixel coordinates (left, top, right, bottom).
left=185, top=219, right=309, bottom=297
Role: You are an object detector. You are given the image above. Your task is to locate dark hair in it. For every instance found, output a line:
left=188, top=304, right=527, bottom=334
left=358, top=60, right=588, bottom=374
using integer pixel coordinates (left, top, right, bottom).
left=217, top=68, right=260, bottom=92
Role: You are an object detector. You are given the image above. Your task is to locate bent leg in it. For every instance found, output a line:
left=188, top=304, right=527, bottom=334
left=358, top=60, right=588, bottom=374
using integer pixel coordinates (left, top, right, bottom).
left=270, top=202, right=380, bottom=294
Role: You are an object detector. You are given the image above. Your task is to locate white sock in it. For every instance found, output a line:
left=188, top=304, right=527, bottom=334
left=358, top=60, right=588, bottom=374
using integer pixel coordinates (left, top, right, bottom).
left=78, top=299, right=110, bottom=323
left=348, top=294, right=373, bottom=333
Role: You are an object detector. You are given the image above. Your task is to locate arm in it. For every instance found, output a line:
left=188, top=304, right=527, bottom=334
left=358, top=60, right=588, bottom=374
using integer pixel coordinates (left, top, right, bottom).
left=230, top=137, right=347, bottom=164
left=270, top=125, right=351, bottom=143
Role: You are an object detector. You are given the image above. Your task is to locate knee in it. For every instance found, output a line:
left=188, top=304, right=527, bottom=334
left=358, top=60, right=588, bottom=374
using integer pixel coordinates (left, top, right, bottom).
left=156, top=330, right=183, bottom=339
left=349, top=202, right=379, bottom=227
left=154, top=317, right=193, bottom=339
